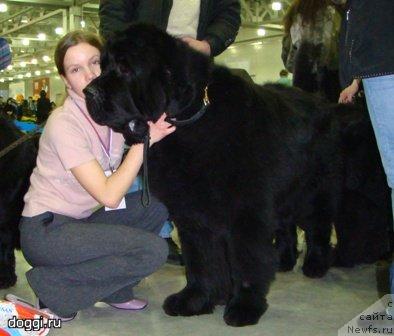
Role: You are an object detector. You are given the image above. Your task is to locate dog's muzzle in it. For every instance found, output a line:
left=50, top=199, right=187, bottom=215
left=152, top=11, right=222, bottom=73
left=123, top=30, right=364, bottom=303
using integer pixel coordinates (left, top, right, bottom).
left=83, top=84, right=100, bottom=99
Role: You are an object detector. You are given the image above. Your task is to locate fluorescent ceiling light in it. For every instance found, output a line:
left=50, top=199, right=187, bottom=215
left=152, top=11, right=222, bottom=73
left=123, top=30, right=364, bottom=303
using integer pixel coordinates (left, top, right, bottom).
left=0, top=3, right=7, bottom=12
left=272, top=2, right=282, bottom=11
left=55, top=27, right=64, bottom=35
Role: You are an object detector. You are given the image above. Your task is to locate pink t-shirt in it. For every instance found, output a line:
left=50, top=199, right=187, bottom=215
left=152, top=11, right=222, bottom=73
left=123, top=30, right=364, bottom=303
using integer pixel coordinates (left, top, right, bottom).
left=22, top=90, right=125, bottom=219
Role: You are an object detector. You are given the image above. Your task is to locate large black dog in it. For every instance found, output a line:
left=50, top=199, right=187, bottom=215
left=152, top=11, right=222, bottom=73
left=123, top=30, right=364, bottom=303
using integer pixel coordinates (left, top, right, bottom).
left=85, top=24, right=392, bottom=326
left=0, top=116, right=37, bottom=288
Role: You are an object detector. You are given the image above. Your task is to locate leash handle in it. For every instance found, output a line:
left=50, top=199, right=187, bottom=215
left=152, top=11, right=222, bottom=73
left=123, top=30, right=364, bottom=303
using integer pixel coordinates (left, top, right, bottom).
left=141, top=134, right=151, bottom=207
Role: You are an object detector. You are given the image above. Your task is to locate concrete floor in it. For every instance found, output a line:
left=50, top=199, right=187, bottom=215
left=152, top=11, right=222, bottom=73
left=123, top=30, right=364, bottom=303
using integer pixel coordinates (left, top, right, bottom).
left=1, top=249, right=391, bottom=336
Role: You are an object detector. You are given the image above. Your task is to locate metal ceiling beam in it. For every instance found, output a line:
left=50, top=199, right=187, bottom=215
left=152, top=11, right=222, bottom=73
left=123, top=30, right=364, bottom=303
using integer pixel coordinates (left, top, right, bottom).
left=0, top=7, right=33, bottom=25
left=2, top=8, right=67, bottom=36
left=75, top=0, right=97, bottom=5
left=240, top=0, right=291, bottom=26
left=3, top=0, right=73, bottom=8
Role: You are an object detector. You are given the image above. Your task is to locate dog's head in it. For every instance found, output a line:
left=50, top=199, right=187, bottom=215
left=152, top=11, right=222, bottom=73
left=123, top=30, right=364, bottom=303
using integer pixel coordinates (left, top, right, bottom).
left=85, top=24, right=211, bottom=144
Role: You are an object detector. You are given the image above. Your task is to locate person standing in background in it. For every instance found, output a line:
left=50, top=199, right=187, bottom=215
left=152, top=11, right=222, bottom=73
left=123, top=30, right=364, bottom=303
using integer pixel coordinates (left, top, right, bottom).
left=282, top=0, right=343, bottom=102
left=277, top=69, right=292, bottom=87
left=28, top=96, right=37, bottom=116
left=36, top=90, right=51, bottom=125
left=99, top=0, right=241, bottom=57
left=99, top=0, right=241, bottom=264
left=337, top=0, right=394, bottom=319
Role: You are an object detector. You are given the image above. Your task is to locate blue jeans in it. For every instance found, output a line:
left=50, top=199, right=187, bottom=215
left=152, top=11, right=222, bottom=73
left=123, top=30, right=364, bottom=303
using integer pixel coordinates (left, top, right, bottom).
left=363, top=75, right=394, bottom=188
left=128, top=175, right=173, bottom=238
left=389, top=263, right=394, bottom=316
left=364, top=75, right=394, bottom=222
left=363, top=74, right=394, bottom=297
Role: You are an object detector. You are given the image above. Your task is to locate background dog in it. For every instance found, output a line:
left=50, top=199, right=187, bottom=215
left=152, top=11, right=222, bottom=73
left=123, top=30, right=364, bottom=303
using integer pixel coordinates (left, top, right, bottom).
left=0, top=116, right=37, bottom=288
left=85, top=24, right=392, bottom=326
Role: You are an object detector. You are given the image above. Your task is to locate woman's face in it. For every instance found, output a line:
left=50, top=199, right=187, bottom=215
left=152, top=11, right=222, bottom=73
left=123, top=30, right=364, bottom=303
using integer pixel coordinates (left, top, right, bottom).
left=61, top=42, right=101, bottom=99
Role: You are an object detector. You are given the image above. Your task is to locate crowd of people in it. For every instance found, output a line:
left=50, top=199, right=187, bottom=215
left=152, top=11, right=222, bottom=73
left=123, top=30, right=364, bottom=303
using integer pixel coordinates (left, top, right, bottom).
left=0, top=90, right=54, bottom=127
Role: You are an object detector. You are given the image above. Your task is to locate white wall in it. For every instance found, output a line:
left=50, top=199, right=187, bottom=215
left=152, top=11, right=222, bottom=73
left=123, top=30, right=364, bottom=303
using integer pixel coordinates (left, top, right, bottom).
left=1, top=28, right=288, bottom=100
left=50, top=75, right=67, bottom=106
left=216, top=35, right=287, bottom=84
left=8, top=81, right=25, bottom=99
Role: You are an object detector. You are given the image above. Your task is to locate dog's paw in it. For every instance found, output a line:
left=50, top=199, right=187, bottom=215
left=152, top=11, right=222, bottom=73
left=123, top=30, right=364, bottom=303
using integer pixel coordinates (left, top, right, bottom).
left=302, top=249, right=331, bottom=278
left=0, top=269, right=17, bottom=289
left=163, top=287, right=214, bottom=316
left=278, top=248, right=298, bottom=272
left=223, top=294, right=267, bottom=327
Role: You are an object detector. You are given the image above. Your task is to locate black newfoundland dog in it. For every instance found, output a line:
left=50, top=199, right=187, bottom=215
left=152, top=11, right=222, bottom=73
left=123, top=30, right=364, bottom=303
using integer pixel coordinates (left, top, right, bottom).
left=0, top=116, right=37, bottom=288
left=85, top=24, right=392, bottom=326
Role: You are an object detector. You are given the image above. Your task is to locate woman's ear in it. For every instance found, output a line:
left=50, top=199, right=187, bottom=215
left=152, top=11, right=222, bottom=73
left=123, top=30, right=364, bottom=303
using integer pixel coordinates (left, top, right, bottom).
left=61, top=75, right=72, bottom=90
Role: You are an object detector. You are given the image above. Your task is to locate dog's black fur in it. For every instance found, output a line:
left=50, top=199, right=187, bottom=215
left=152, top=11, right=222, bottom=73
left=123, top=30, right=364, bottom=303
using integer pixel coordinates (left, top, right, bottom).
left=0, top=116, right=37, bottom=288
left=85, top=24, right=392, bottom=326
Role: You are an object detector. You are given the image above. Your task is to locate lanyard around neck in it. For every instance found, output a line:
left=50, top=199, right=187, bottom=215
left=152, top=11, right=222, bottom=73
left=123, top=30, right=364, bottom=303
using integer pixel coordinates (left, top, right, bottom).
left=71, top=97, right=114, bottom=171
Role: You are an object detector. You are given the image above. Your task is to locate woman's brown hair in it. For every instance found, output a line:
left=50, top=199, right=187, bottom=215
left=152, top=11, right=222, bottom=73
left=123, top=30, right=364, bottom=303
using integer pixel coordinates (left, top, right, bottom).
left=54, top=30, right=103, bottom=76
left=283, top=0, right=330, bottom=33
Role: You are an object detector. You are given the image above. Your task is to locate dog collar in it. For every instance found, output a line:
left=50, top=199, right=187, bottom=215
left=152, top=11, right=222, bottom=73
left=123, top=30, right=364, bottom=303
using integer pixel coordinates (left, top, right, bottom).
left=167, top=85, right=210, bottom=127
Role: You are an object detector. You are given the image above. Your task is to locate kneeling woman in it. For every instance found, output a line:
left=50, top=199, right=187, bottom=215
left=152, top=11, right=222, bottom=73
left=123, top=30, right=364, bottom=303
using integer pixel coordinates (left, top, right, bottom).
left=17, top=30, right=176, bottom=320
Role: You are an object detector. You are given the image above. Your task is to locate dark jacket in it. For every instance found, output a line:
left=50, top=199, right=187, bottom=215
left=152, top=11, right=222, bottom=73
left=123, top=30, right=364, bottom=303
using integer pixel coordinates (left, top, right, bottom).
left=36, top=97, right=51, bottom=124
left=339, top=0, right=394, bottom=87
left=99, top=0, right=241, bottom=57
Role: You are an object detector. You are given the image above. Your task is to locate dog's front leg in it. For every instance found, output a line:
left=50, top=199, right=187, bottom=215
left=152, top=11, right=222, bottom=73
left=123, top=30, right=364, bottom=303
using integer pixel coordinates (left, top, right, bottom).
left=163, top=221, right=231, bottom=316
left=224, top=208, right=277, bottom=327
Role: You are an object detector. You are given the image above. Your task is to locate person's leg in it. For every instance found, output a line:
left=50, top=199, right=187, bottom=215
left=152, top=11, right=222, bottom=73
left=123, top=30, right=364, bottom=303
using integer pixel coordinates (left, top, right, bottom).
left=127, top=176, right=173, bottom=237
left=363, top=75, right=394, bottom=189
left=363, top=74, right=394, bottom=309
left=125, top=183, right=183, bottom=264
left=389, top=263, right=394, bottom=317
left=20, top=209, right=168, bottom=317
left=87, top=191, right=167, bottom=234
left=87, top=192, right=170, bottom=301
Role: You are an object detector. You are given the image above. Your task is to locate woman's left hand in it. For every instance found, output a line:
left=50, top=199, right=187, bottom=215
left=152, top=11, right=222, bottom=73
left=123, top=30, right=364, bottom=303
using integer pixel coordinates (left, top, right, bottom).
left=181, top=37, right=211, bottom=56
left=148, top=113, right=176, bottom=146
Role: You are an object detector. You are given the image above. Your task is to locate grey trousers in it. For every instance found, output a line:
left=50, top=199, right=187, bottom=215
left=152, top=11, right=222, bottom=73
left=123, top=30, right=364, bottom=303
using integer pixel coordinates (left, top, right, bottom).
left=19, top=192, right=169, bottom=316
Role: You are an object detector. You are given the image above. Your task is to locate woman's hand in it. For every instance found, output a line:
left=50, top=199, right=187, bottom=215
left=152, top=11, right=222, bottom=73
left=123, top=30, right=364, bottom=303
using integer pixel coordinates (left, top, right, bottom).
left=338, top=79, right=360, bottom=104
left=148, top=113, right=176, bottom=146
left=181, top=37, right=211, bottom=56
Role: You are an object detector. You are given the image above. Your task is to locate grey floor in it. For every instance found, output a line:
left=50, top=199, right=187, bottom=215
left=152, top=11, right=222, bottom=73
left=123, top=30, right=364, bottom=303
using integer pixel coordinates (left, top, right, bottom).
left=1, top=248, right=390, bottom=336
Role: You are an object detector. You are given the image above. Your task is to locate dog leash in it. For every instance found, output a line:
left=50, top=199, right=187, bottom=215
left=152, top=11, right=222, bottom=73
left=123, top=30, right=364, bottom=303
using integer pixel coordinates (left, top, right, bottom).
left=141, top=134, right=151, bottom=207
left=0, top=122, right=44, bottom=160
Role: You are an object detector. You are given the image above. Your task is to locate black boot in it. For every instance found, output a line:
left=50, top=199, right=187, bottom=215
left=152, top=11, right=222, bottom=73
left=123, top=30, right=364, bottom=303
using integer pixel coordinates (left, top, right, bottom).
left=165, top=237, right=184, bottom=266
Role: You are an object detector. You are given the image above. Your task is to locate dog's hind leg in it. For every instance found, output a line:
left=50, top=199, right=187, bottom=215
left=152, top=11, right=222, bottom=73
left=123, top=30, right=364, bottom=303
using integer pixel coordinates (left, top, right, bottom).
left=302, top=193, right=334, bottom=278
left=275, top=218, right=298, bottom=272
left=0, top=225, right=17, bottom=288
left=224, top=207, right=277, bottom=327
left=163, top=220, right=232, bottom=317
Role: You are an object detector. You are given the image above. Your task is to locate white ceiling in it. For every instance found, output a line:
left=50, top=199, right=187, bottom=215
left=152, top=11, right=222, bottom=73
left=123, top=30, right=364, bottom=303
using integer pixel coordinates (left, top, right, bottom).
left=0, top=0, right=99, bottom=81
left=0, top=0, right=288, bottom=83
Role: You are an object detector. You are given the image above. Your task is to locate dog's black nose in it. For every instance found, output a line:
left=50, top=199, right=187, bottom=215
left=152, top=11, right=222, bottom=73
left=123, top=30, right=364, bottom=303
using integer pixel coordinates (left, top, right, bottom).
left=84, top=84, right=99, bottom=98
